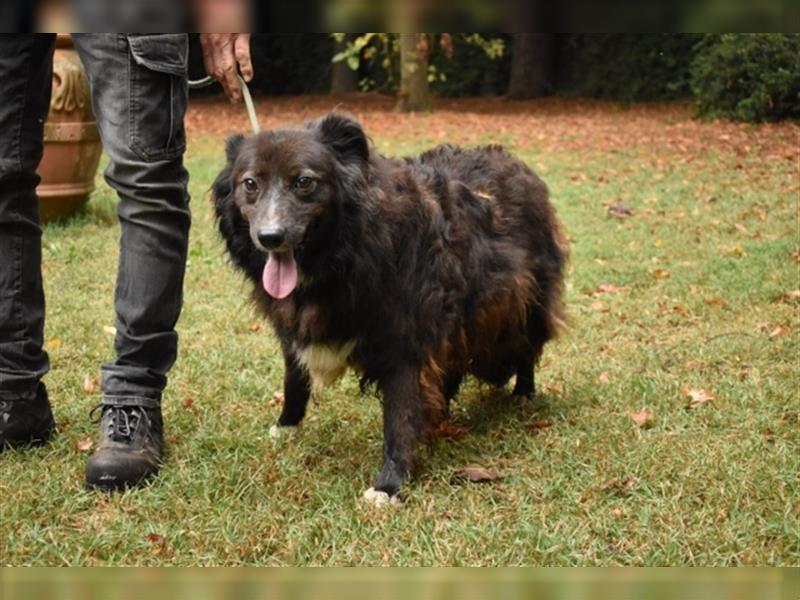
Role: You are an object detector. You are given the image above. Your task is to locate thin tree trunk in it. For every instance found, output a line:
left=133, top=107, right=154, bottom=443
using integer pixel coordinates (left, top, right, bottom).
left=396, top=33, right=431, bottom=112
left=330, top=34, right=358, bottom=94
left=507, top=34, right=555, bottom=99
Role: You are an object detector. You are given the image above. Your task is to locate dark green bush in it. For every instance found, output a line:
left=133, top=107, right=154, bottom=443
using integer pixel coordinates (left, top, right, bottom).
left=557, top=34, right=701, bottom=102
left=690, top=34, right=800, bottom=122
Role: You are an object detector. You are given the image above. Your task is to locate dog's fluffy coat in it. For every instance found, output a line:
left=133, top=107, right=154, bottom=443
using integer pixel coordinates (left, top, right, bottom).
left=213, top=114, right=566, bottom=499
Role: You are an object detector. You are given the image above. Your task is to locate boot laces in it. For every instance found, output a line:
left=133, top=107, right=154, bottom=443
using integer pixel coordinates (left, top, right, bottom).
left=91, top=404, right=151, bottom=443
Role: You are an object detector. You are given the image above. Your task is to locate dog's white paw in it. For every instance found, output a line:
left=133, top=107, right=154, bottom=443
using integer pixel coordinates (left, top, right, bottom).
left=362, top=487, right=402, bottom=508
left=268, top=424, right=299, bottom=440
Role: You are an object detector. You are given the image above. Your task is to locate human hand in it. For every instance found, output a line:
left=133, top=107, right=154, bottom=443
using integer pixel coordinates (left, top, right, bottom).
left=199, top=33, right=253, bottom=103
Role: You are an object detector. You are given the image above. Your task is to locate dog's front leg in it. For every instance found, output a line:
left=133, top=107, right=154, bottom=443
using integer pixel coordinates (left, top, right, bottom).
left=364, top=364, right=422, bottom=506
left=270, top=349, right=311, bottom=438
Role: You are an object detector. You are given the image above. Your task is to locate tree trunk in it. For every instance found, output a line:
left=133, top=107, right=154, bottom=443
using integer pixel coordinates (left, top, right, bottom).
left=330, top=34, right=358, bottom=94
left=396, top=33, right=431, bottom=112
left=507, top=34, right=555, bottom=99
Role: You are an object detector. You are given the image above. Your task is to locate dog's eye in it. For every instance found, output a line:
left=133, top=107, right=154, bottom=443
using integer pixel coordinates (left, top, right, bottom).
left=243, top=178, right=258, bottom=194
left=294, top=176, right=315, bottom=192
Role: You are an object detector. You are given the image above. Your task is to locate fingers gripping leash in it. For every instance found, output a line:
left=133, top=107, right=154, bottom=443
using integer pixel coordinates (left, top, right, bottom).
left=188, top=74, right=261, bottom=134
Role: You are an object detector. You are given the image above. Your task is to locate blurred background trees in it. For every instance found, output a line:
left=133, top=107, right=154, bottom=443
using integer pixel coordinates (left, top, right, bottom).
left=188, top=34, right=800, bottom=122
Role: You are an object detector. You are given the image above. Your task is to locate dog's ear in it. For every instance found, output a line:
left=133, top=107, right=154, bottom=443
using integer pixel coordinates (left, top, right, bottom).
left=225, top=134, right=245, bottom=164
left=213, top=134, right=244, bottom=207
left=316, top=113, right=369, bottom=164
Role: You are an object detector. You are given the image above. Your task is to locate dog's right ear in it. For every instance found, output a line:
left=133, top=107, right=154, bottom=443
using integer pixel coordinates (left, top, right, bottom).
left=316, top=113, right=369, bottom=164
left=225, top=134, right=245, bottom=164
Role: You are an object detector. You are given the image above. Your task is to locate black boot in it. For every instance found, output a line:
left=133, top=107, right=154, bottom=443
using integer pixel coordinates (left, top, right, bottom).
left=85, top=403, right=164, bottom=491
left=0, top=383, right=55, bottom=451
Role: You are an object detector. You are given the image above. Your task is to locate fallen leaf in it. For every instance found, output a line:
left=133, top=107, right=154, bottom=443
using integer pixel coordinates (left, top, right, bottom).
left=451, top=465, right=500, bottom=484
left=83, top=375, right=97, bottom=394
left=526, top=419, right=553, bottom=432
left=147, top=533, right=164, bottom=545
left=772, top=290, right=800, bottom=304
left=544, top=384, right=563, bottom=395
left=651, top=268, right=670, bottom=280
left=181, top=396, right=194, bottom=409
left=435, top=420, right=467, bottom=440
left=704, top=296, right=727, bottom=307
left=249, top=321, right=261, bottom=332
left=598, top=371, right=611, bottom=384
left=269, top=392, right=284, bottom=407
left=146, top=533, right=172, bottom=557
left=686, top=388, right=715, bottom=408
left=594, top=283, right=629, bottom=295
left=599, top=476, right=637, bottom=495
left=768, top=325, right=790, bottom=338
left=762, top=428, right=775, bottom=443
left=45, top=338, right=61, bottom=351
left=590, top=301, right=610, bottom=313
left=75, top=437, right=93, bottom=452
left=608, top=202, right=632, bottom=218
left=629, top=409, right=653, bottom=428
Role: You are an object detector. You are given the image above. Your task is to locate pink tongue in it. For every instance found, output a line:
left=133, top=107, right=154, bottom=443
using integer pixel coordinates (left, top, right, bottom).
left=262, top=251, right=298, bottom=299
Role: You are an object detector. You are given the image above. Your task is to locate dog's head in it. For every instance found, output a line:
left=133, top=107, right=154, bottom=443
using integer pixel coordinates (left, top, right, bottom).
left=213, top=113, right=369, bottom=299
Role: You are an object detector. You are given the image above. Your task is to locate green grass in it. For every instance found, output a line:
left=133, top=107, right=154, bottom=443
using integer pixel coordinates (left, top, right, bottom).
left=0, top=102, right=797, bottom=566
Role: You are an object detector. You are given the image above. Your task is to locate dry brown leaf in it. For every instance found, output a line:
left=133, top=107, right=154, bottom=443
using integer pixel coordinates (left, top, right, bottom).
left=704, top=296, right=727, bottom=307
left=608, top=202, right=633, bottom=218
left=526, top=419, right=553, bottom=432
left=591, top=301, right=610, bottom=313
left=435, top=420, right=468, bottom=440
left=75, top=437, right=93, bottom=452
left=181, top=396, right=194, bottom=409
left=269, top=391, right=284, bottom=407
left=599, top=477, right=637, bottom=495
left=147, top=533, right=172, bottom=557
left=768, top=325, right=790, bottom=338
left=83, top=375, right=97, bottom=394
left=651, top=268, right=670, bottom=280
left=45, top=338, right=62, bottom=351
left=452, top=465, right=500, bottom=484
left=686, top=388, right=715, bottom=408
left=629, top=409, right=653, bottom=428
left=773, top=290, right=800, bottom=304
left=593, top=283, right=629, bottom=296
left=544, top=384, right=563, bottom=395
left=249, top=321, right=261, bottom=332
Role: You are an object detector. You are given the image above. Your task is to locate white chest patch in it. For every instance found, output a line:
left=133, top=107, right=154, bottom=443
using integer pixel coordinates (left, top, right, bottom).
left=294, top=341, right=356, bottom=391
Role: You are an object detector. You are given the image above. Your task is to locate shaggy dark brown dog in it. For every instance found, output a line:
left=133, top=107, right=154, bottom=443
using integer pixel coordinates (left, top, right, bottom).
left=213, top=113, right=566, bottom=504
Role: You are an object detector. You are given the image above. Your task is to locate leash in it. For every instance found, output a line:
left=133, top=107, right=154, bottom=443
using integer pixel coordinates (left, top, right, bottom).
left=188, top=74, right=261, bottom=134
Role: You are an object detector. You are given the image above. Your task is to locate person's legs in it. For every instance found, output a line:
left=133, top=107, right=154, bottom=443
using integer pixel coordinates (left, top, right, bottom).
left=0, top=34, right=56, bottom=450
left=72, top=34, right=191, bottom=489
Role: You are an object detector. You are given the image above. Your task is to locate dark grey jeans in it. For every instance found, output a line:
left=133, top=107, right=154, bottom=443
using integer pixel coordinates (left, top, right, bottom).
left=0, top=34, right=191, bottom=408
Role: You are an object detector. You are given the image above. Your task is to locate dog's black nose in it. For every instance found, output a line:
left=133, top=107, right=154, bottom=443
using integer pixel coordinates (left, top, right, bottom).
left=257, top=227, right=286, bottom=250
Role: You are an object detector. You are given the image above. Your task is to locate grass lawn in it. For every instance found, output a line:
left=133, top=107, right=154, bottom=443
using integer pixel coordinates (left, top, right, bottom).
left=1, top=95, right=797, bottom=566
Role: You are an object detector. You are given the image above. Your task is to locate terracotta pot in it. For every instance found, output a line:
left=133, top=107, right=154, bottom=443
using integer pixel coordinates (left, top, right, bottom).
left=36, top=34, right=103, bottom=223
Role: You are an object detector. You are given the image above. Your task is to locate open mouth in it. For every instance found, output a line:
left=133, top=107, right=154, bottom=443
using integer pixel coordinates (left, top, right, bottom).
left=262, top=250, right=298, bottom=299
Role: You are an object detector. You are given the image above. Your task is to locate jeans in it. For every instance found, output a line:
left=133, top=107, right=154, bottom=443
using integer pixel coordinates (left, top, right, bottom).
left=0, top=34, right=191, bottom=408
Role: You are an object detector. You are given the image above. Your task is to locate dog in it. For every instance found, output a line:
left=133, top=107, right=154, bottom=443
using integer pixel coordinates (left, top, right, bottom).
left=212, top=113, right=566, bottom=505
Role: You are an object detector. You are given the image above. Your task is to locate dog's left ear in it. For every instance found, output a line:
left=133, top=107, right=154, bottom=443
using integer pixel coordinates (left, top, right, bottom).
left=226, top=134, right=245, bottom=164
left=316, top=113, right=369, bottom=164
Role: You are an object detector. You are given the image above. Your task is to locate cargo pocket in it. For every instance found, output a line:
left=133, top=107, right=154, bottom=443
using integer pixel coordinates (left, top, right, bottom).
left=127, top=34, right=188, bottom=162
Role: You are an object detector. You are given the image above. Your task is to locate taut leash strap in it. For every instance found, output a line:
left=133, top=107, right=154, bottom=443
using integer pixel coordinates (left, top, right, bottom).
left=188, top=74, right=261, bottom=134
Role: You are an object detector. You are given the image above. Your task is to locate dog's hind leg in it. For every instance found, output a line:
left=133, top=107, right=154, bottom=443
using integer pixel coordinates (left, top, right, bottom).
left=270, top=349, right=311, bottom=438
left=363, top=364, right=423, bottom=506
